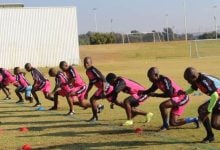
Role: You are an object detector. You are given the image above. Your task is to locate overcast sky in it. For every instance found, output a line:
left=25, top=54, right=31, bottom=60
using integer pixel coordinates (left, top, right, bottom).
left=1, top=0, right=220, bottom=34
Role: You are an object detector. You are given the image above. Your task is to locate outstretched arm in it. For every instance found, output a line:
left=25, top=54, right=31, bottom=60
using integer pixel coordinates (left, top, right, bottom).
left=140, top=84, right=158, bottom=95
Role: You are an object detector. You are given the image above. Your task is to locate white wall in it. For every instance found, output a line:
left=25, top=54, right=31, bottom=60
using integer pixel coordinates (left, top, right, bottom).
left=0, top=7, right=79, bottom=69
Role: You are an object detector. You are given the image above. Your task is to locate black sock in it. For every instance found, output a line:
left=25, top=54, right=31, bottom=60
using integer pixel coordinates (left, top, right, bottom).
left=203, top=118, right=214, bottom=137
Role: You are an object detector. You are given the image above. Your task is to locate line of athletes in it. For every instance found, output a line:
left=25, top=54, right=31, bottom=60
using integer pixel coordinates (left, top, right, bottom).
left=0, top=56, right=219, bottom=143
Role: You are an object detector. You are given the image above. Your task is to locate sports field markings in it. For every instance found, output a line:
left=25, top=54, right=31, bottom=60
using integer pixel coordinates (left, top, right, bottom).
left=0, top=100, right=218, bottom=150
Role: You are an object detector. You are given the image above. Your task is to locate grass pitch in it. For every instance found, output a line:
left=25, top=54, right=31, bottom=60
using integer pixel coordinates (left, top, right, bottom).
left=0, top=41, right=220, bottom=150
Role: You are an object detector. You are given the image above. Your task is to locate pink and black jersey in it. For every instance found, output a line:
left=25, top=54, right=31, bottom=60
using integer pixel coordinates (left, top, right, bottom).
left=55, top=71, right=71, bottom=90
left=144, top=75, right=185, bottom=98
left=31, top=68, right=47, bottom=89
left=0, top=74, right=3, bottom=83
left=0, top=68, right=15, bottom=84
left=110, top=77, right=146, bottom=102
left=16, top=73, right=30, bottom=88
left=86, top=66, right=106, bottom=89
left=65, top=66, right=85, bottom=87
left=191, top=73, right=220, bottom=96
left=118, top=77, right=145, bottom=95
left=0, top=68, right=13, bottom=80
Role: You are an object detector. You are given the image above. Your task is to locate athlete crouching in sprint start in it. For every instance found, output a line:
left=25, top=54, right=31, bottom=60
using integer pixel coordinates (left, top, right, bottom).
left=106, top=73, right=153, bottom=126
left=184, top=67, right=220, bottom=143
left=25, top=63, right=54, bottom=107
left=84, top=57, right=107, bottom=122
left=139, top=67, right=199, bottom=131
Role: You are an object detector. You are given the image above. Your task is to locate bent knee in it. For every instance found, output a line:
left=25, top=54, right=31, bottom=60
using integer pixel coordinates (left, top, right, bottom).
left=123, top=99, right=130, bottom=105
left=159, top=103, right=164, bottom=109
left=211, top=121, right=220, bottom=130
left=169, top=119, right=178, bottom=126
left=90, top=97, right=96, bottom=103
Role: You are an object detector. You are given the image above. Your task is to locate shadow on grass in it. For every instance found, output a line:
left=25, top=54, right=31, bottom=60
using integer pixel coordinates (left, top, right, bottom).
left=0, top=113, right=65, bottom=118
left=0, top=110, right=34, bottom=113
left=3, top=120, right=77, bottom=126
left=32, top=140, right=198, bottom=150
left=26, top=123, right=106, bottom=131
left=20, top=128, right=154, bottom=138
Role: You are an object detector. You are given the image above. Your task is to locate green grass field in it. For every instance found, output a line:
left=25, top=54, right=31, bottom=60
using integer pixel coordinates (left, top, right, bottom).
left=0, top=41, right=220, bottom=150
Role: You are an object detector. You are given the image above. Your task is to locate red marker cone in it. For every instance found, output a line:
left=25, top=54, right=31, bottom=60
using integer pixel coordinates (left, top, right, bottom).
left=0, top=128, right=3, bottom=134
left=20, top=127, right=29, bottom=132
left=22, top=144, right=32, bottom=150
left=135, top=127, right=143, bottom=134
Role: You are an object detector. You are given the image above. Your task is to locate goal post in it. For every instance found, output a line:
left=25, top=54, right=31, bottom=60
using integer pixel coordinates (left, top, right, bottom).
left=189, top=39, right=220, bottom=58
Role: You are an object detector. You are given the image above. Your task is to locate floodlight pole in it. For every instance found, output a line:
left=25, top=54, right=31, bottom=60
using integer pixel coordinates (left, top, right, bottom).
left=213, top=5, right=218, bottom=40
left=93, top=8, right=98, bottom=32
left=110, top=19, right=113, bottom=32
left=183, top=0, right=188, bottom=41
left=165, top=14, right=169, bottom=42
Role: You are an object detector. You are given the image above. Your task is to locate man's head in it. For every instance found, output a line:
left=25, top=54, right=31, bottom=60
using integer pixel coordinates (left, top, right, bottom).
left=59, top=61, right=69, bottom=72
left=84, top=57, right=92, bottom=69
left=14, top=67, right=21, bottom=75
left=184, top=67, right=199, bottom=84
left=147, top=67, right=160, bottom=83
left=24, top=63, right=32, bottom=72
left=106, top=73, right=117, bottom=85
left=48, top=68, right=57, bottom=77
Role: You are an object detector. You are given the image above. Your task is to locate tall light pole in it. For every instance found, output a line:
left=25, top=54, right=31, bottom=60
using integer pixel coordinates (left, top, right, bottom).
left=165, top=14, right=169, bottom=41
left=92, top=8, right=98, bottom=32
left=183, top=0, right=188, bottom=41
left=213, top=5, right=218, bottom=40
left=110, top=19, right=113, bottom=32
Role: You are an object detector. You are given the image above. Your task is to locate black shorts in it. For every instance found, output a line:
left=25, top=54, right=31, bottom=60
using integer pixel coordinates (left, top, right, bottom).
left=127, top=96, right=140, bottom=107
left=213, top=100, right=220, bottom=114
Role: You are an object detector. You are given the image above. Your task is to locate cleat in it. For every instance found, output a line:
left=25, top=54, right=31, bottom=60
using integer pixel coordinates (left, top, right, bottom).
left=97, top=104, right=104, bottom=113
left=88, top=117, right=98, bottom=123
left=122, top=120, right=134, bottom=126
left=66, top=111, right=75, bottom=116
left=145, top=112, right=154, bottom=123
left=48, top=106, right=58, bottom=111
left=158, top=126, right=169, bottom=132
left=3, top=97, right=11, bottom=100
left=32, top=103, right=41, bottom=107
left=16, top=100, right=24, bottom=104
left=201, top=136, right=215, bottom=143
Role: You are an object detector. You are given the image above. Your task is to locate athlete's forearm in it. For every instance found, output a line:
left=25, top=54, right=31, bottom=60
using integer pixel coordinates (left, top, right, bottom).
left=68, top=78, right=75, bottom=85
left=32, top=80, right=37, bottom=87
left=52, top=85, right=59, bottom=94
left=86, top=83, right=93, bottom=93
left=208, top=91, right=219, bottom=113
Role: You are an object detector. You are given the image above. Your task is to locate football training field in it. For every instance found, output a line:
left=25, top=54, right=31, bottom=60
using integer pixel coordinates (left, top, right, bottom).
left=0, top=41, right=219, bottom=150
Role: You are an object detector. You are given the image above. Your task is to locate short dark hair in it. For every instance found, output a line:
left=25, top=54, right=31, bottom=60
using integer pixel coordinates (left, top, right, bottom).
left=147, top=67, right=159, bottom=77
left=48, top=68, right=54, bottom=76
left=14, top=67, right=20, bottom=72
left=59, top=61, right=67, bottom=68
left=24, top=63, right=31, bottom=69
left=106, top=73, right=117, bottom=83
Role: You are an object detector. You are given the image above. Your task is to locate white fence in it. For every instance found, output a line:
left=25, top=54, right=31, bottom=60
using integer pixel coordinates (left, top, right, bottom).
left=0, top=7, right=79, bottom=69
